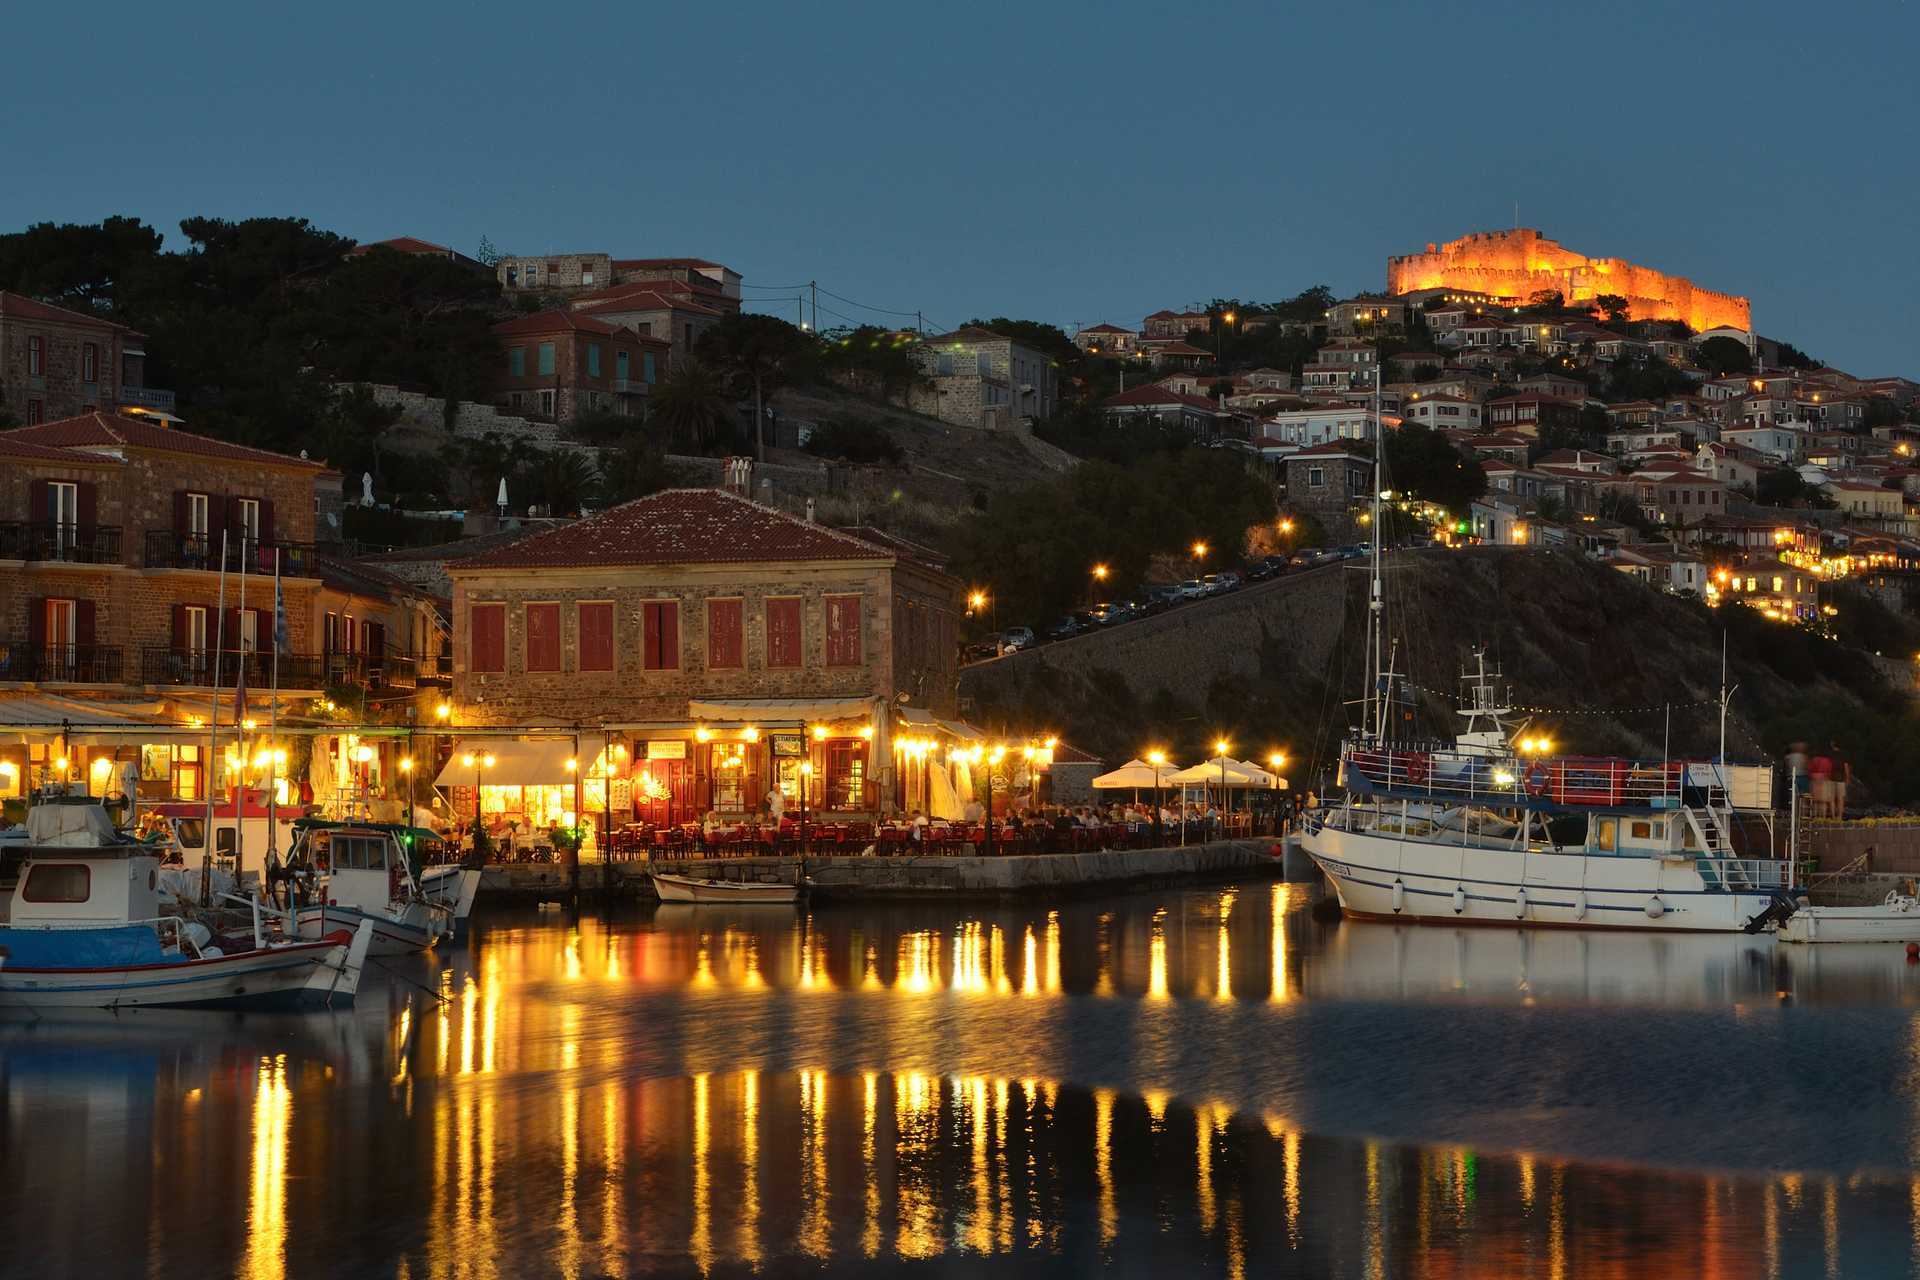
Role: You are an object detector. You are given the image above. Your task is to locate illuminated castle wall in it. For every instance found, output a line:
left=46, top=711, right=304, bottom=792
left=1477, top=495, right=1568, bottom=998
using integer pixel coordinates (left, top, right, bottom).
left=1388, top=228, right=1751, bottom=334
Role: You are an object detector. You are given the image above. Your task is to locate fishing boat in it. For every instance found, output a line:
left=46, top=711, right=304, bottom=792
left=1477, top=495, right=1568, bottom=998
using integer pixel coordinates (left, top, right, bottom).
left=417, top=862, right=484, bottom=942
left=0, top=797, right=373, bottom=1009
left=280, top=820, right=444, bottom=956
left=1778, top=892, right=1920, bottom=944
left=1297, top=383, right=1797, bottom=934
left=652, top=872, right=800, bottom=905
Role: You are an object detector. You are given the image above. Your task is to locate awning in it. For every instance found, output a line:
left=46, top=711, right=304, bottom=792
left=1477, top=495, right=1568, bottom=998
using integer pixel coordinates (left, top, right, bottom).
left=683, top=696, right=877, bottom=726
left=0, top=694, right=199, bottom=745
left=1092, top=758, right=1180, bottom=789
left=433, top=737, right=580, bottom=788
left=938, top=719, right=986, bottom=741
left=1169, top=756, right=1271, bottom=787
left=896, top=706, right=941, bottom=729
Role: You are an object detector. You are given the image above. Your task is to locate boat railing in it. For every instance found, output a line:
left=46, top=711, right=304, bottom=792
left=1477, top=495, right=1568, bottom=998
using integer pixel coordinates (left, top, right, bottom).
left=1344, top=747, right=1739, bottom=811
left=29, top=914, right=205, bottom=958
left=1695, top=856, right=1793, bottom=892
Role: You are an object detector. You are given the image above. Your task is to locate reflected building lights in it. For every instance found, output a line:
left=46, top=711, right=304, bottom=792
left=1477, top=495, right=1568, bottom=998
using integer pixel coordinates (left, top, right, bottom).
left=863, top=1071, right=881, bottom=1259
left=557, top=1084, right=581, bottom=1280
left=1284, top=1129, right=1302, bottom=1248
left=1197, top=1104, right=1218, bottom=1234
left=242, top=1055, right=290, bottom=1280
left=799, top=1070, right=831, bottom=1259
left=691, top=1073, right=712, bottom=1275
left=1022, top=927, right=1040, bottom=997
left=1270, top=884, right=1291, bottom=1003
left=1095, top=1088, right=1117, bottom=1249
left=738, top=1070, right=761, bottom=1268
left=1148, top=908, right=1169, bottom=1000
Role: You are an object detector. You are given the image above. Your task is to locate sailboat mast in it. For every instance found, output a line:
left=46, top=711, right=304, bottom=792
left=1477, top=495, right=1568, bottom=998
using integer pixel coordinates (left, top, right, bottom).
left=1369, top=368, right=1387, bottom=742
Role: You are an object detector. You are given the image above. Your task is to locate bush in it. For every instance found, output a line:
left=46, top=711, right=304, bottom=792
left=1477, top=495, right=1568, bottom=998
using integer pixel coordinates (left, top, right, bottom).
left=803, top=418, right=905, bottom=465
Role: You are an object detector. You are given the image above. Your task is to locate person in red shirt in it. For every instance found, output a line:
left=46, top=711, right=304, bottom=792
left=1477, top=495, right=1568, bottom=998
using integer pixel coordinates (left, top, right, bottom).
left=1808, top=751, right=1834, bottom=818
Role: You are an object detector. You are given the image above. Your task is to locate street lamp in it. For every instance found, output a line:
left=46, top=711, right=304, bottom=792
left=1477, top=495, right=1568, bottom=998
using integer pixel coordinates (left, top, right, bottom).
left=799, top=761, right=813, bottom=856
left=1214, top=737, right=1231, bottom=838
left=462, top=751, right=496, bottom=852
left=982, top=745, right=1005, bottom=857
left=1146, top=749, right=1167, bottom=845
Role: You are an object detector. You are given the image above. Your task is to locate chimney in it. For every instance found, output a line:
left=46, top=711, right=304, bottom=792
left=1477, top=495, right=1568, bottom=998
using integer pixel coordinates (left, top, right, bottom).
left=805, top=497, right=816, bottom=524
left=722, top=455, right=754, bottom=497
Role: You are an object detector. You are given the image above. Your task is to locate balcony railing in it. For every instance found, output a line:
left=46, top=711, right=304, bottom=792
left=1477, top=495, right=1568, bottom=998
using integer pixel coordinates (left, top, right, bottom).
left=0, top=642, right=124, bottom=683
left=0, top=521, right=123, bottom=564
left=322, top=651, right=418, bottom=691
left=141, top=647, right=326, bottom=690
left=143, top=531, right=314, bottom=576
left=115, top=385, right=177, bottom=411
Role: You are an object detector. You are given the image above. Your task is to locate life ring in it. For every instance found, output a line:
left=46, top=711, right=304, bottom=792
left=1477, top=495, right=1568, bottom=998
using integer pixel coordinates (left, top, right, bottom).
left=1523, top=761, right=1551, bottom=798
left=1403, top=753, right=1431, bottom=785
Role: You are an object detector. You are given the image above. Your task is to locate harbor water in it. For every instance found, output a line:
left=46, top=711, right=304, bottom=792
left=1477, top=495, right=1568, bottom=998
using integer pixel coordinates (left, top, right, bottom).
left=7, top=882, right=1920, bottom=1277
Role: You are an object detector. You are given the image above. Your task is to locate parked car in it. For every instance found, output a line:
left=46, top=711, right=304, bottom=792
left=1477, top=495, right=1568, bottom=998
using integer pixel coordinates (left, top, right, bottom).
left=1214, top=570, right=1243, bottom=593
left=998, top=627, right=1035, bottom=652
left=1177, top=579, right=1209, bottom=600
left=1289, top=548, right=1323, bottom=570
left=964, top=639, right=1000, bottom=662
left=1143, top=584, right=1185, bottom=610
left=1087, top=602, right=1122, bottom=626
left=1246, top=556, right=1285, bottom=581
left=1044, top=615, right=1086, bottom=642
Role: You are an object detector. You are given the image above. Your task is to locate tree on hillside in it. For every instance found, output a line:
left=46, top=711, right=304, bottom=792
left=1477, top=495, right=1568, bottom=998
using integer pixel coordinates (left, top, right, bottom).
left=648, top=358, right=737, bottom=454
left=598, top=439, right=684, bottom=504
left=0, top=216, right=165, bottom=310
left=1775, top=341, right=1820, bottom=370
left=1754, top=467, right=1836, bottom=510
left=822, top=326, right=927, bottom=406
left=1593, top=293, right=1631, bottom=326
left=1526, top=289, right=1565, bottom=312
left=802, top=418, right=904, bottom=465
left=965, top=317, right=1079, bottom=369
left=1697, top=335, right=1754, bottom=376
left=1381, top=423, right=1487, bottom=516
left=698, top=313, right=816, bottom=462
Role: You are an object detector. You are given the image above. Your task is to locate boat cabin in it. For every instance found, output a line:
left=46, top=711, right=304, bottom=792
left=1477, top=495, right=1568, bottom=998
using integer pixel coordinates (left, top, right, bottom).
left=292, top=824, right=416, bottom=914
left=11, top=848, right=160, bottom=928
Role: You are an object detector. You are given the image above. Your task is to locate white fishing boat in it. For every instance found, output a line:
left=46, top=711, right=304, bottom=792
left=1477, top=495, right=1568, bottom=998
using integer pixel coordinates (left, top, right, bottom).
left=281, top=821, right=444, bottom=957
left=418, top=864, right=483, bottom=942
left=1298, top=381, right=1798, bottom=934
left=652, top=872, right=800, bottom=905
left=1779, top=892, right=1920, bottom=944
left=0, top=799, right=373, bottom=1009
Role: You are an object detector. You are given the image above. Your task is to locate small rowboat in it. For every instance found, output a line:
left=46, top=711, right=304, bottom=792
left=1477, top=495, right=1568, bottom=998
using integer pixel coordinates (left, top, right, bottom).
left=651, top=872, right=799, bottom=905
left=1779, top=893, right=1920, bottom=944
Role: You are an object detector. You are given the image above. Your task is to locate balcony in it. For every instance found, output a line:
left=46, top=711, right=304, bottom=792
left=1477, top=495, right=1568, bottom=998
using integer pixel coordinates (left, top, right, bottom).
left=141, top=647, right=326, bottom=690
left=321, top=651, right=418, bottom=692
left=115, top=385, right=177, bottom=412
left=0, top=642, right=125, bottom=684
left=143, top=531, right=315, bottom=577
left=611, top=378, right=650, bottom=395
left=0, top=521, right=123, bottom=564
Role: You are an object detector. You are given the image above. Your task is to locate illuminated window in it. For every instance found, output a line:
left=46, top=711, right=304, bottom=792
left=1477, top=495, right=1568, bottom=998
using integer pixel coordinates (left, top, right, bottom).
left=23, top=863, right=89, bottom=903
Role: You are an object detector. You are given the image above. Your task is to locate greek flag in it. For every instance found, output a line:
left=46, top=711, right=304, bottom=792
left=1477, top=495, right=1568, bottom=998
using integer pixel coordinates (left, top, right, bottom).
left=273, top=564, right=289, bottom=654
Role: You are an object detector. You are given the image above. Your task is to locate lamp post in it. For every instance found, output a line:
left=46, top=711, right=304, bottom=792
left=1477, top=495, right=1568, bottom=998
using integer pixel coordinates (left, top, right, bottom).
left=1268, top=751, right=1287, bottom=835
left=1214, top=737, right=1231, bottom=841
left=799, top=761, right=813, bottom=857
left=462, top=751, right=495, bottom=854
left=1146, top=749, right=1166, bottom=846
left=1089, top=562, right=1109, bottom=607
left=982, top=745, right=1004, bottom=857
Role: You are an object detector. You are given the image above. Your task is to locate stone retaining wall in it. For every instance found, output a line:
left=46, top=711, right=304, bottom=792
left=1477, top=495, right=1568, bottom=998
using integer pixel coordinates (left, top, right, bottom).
left=1808, top=822, right=1920, bottom=874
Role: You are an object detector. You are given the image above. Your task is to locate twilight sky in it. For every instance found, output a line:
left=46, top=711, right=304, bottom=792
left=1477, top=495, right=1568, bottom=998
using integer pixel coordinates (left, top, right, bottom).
left=7, top=1, right=1916, bottom=373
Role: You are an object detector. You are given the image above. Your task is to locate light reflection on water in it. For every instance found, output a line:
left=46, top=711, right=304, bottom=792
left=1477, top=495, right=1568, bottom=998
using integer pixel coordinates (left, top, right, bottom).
left=8, top=886, right=1920, bottom=1276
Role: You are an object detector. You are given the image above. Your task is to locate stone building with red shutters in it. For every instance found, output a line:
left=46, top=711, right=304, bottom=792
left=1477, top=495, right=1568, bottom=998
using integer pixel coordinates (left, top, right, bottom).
left=442, top=483, right=965, bottom=828
left=0, top=413, right=432, bottom=805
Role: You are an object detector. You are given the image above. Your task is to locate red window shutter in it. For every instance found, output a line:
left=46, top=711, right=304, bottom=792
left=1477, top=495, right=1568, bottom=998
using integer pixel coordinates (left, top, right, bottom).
left=77, top=481, right=97, bottom=530
left=225, top=609, right=243, bottom=650
left=259, top=498, right=275, bottom=542
left=707, top=599, right=743, bottom=669
left=76, top=601, right=96, bottom=648
left=254, top=609, right=272, bottom=651
left=173, top=490, right=190, bottom=533
left=826, top=596, right=862, bottom=666
left=662, top=603, right=679, bottom=669
left=766, top=598, right=802, bottom=667
left=28, top=599, right=46, bottom=649
left=472, top=604, right=505, bottom=673
left=579, top=603, right=614, bottom=672
left=28, top=480, right=49, bottom=524
left=525, top=603, right=561, bottom=672
left=172, top=604, right=188, bottom=651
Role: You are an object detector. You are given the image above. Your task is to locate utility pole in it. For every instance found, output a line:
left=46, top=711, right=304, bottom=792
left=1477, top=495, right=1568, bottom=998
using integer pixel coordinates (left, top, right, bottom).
left=810, top=280, right=819, bottom=334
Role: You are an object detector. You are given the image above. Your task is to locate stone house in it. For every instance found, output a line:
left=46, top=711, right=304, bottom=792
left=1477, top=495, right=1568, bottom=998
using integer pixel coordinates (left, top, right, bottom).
left=490, top=310, right=669, bottom=425
left=0, top=291, right=172, bottom=424
left=1284, top=441, right=1374, bottom=539
left=1400, top=393, right=1482, bottom=432
left=1073, top=323, right=1140, bottom=356
left=496, top=253, right=741, bottom=312
left=909, top=327, right=1058, bottom=429
left=569, top=282, right=727, bottom=365
left=1142, top=310, right=1210, bottom=340
left=496, top=253, right=614, bottom=295
left=444, top=485, right=964, bottom=827
left=0, top=414, right=407, bottom=804
left=1325, top=296, right=1406, bottom=337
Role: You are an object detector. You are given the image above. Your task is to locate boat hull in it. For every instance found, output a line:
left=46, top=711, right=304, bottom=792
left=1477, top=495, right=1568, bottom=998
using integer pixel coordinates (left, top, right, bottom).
left=418, top=866, right=482, bottom=942
left=1301, top=822, right=1775, bottom=933
left=1779, top=906, right=1920, bottom=944
left=296, top=903, right=437, bottom=956
left=0, top=934, right=359, bottom=1010
left=652, top=873, right=798, bottom=905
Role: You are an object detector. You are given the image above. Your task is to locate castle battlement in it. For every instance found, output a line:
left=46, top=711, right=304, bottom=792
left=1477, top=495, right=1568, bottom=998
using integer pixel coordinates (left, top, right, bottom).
left=1388, top=228, right=1751, bottom=334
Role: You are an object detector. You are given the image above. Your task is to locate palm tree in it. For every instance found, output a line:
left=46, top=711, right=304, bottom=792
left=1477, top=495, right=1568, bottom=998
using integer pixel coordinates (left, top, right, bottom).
left=700, top=314, right=813, bottom=462
left=534, top=450, right=599, bottom=517
left=648, top=358, right=736, bottom=454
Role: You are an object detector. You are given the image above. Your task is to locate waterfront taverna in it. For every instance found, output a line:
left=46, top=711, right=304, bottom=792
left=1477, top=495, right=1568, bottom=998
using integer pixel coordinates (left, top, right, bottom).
left=438, top=481, right=973, bottom=841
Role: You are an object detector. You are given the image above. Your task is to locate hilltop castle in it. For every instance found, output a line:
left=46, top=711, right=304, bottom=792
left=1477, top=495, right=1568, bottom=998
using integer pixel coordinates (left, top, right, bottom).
left=1388, top=228, right=1751, bottom=333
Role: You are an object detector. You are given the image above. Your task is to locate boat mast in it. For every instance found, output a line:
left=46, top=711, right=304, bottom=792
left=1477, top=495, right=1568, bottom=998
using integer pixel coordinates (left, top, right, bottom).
left=1368, top=368, right=1387, bottom=743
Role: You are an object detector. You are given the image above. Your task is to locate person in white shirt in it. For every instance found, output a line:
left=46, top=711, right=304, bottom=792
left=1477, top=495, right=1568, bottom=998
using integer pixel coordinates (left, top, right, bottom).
left=766, top=786, right=785, bottom=820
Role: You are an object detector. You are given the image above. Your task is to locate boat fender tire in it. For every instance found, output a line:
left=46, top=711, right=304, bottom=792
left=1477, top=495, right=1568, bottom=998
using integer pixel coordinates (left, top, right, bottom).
left=1391, top=879, right=1405, bottom=913
left=1514, top=887, right=1528, bottom=919
left=1645, top=897, right=1665, bottom=919
left=1574, top=891, right=1588, bottom=921
left=1452, top=886, right=1466, bottom=915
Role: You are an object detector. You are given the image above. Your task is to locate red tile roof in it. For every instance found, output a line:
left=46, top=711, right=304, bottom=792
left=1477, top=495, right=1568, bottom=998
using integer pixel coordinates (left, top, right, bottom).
left=490, top=309, right=631, bottom=338
left=1103, top=384, right=1215, bottom=410
left=611, top=257, right=730, bottom=272
left=572, top=283, right=723, bottom=318
left=1079, top=323, right=1136, bottom=334
left=0, top=291, right=140, bottom=335
left=349, top=236, right=457, bottom=257
left=0, top=435, right=116, bottom=464
left=0, top=412, right=325, bottom=470
left=458, top=488, right=899, bottom=570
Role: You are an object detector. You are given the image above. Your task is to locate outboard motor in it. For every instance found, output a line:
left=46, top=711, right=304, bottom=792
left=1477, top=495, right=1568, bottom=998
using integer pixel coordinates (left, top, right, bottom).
left=1744, top=890, right=1799, bottom=934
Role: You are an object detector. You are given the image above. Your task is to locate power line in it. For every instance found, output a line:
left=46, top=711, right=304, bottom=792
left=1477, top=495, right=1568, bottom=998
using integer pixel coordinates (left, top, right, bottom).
left=817, top=286, right=922, bottom=319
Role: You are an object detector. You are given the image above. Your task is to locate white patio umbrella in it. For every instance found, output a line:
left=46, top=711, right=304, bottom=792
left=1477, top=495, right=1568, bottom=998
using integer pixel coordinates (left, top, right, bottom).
left=1167, top=756, right=1265, bottom=787
left=1091, top=758, right=1181, bottom=789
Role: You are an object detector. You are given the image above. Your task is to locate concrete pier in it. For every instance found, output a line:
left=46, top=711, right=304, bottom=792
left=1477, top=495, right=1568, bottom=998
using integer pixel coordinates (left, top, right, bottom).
left=478, top=839, right=1281, bottom=904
